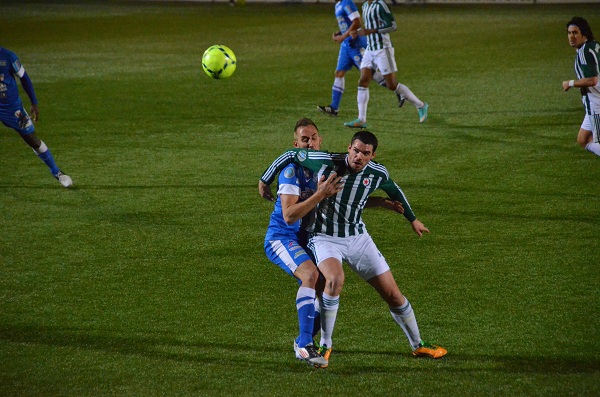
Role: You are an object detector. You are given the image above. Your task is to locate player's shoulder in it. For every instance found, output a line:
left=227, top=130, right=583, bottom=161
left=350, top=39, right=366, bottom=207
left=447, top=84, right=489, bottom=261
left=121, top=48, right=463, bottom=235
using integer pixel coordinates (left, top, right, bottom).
left=280, top=162, right=302, bottom=181
left=366, top=160, right=390, bottom=178
left=0, top=47, right=12, bottom=62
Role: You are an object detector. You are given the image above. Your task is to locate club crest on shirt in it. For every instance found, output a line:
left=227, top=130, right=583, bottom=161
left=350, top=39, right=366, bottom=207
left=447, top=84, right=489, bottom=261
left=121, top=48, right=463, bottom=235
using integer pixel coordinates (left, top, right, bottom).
left=284, top=167, right=295, bottom=179
left=297, top=150, right=307, bottom=162
left=363, top=177, right=371, bottom=187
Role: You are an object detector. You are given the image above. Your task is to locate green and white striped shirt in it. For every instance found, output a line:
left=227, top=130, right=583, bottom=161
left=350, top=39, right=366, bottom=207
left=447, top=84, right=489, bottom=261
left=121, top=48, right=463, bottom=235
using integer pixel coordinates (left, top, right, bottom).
left=574, top=40, right=600, bottom=114
left=261, top=149, right=417, bottom=238
left=362, top=0, right=396, bottom=51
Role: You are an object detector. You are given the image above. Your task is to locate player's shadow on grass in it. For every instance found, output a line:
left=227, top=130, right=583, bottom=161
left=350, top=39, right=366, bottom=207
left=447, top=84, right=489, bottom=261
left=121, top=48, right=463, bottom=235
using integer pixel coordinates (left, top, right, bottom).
left=2, top=324, right=598, bottom=375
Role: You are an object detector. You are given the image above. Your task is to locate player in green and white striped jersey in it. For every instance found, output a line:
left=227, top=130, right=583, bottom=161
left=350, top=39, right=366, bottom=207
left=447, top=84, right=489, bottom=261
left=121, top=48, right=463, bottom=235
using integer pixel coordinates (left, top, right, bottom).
left=261, top=130, right=447, bottom=362
left=343, top=0, right=428, bottom=129
left=562, top=17, right=600, bottom=157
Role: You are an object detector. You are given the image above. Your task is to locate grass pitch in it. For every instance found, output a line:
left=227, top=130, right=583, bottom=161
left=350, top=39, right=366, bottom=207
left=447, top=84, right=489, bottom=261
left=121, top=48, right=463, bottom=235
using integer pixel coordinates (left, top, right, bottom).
left=1, top=2, right=599, bottom=396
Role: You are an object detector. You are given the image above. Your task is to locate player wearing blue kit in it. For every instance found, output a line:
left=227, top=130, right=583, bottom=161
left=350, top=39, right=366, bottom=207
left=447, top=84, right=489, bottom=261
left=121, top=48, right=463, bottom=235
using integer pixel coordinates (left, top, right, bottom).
left=317, top=0, right=404, bottom=118
left=0, top=47, right=72, bottom=187
left=263, top=118, right=342, bottom=368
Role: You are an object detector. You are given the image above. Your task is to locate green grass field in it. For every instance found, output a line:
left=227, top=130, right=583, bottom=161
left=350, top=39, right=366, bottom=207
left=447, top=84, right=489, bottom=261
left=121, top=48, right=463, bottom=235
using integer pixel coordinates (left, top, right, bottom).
left=1, top=2, right=599, bottom=396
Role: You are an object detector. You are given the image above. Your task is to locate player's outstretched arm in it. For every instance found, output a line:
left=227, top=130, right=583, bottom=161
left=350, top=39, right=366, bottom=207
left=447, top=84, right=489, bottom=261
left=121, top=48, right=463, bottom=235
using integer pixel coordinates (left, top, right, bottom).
left=411, top=219, right=430, bottom=237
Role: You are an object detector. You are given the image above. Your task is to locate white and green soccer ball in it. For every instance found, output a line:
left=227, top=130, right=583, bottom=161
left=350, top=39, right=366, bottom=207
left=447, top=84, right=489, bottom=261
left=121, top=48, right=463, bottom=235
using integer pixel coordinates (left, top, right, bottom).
left=202, top=45, right=237, bottom=79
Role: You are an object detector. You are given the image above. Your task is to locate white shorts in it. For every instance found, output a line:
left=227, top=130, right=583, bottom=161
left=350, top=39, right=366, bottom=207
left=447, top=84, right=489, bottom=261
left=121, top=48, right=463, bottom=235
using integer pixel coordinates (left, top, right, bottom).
left=308, top=232, right=390, bottom=281
left=581, top=114, right=600, bottom=143
left=360, top=47, right=397, bottom=76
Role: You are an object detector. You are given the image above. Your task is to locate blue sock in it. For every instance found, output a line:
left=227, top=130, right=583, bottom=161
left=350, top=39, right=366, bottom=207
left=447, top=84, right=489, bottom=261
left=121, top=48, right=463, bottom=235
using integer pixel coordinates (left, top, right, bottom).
left=331, top=77, right=344, bottom=110
left=296, top=286, right=316, bottom=347
left=35, top=141, right=60, bottom=176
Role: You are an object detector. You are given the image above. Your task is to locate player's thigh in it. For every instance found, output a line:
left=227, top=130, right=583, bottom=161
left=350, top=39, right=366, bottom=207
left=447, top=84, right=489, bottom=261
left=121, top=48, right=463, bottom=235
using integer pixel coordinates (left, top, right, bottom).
left=373, top=48, right=397, bottom=76
left=336, top=45, right=359, bottom=72
left=265, top=239, right=312, bottom=279
left=307, top=234, right=345, bottom=267
left=0, top=105, right=35, bottom=135
left=346, top=233, right=390, bottom=281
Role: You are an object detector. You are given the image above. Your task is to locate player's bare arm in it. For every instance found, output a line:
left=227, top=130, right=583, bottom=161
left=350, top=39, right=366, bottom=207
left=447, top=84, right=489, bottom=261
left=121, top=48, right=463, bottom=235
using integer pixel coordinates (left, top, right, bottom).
left=562, top=76, right=599, bottom=91
left=364, top=196, right=405, bottom=214
left=281, top=173, right=342, bottom=225
left=258, top=180, right=275, bottom=201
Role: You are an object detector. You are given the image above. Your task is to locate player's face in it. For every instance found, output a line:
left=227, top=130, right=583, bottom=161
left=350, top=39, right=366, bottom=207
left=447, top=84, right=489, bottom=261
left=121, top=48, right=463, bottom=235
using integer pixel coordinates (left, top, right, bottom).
left=567, top=25, right=587, bottom=48
left=294, top=125, right=322, bottom=150
left=347, top=140, right=375, bottom=172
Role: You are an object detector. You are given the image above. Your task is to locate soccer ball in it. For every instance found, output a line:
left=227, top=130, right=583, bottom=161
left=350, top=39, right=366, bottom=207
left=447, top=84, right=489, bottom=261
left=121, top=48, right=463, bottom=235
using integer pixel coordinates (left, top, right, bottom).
left=202, top=45, right=237, bottom=79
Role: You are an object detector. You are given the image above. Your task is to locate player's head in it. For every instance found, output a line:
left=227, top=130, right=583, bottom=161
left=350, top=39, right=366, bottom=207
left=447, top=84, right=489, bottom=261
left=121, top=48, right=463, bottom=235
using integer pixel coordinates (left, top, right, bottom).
left=347, top=130, right=378, bottom=172
left=293, top=118, right=322, bottom=150
left=567, top=17, right=594, bottom=48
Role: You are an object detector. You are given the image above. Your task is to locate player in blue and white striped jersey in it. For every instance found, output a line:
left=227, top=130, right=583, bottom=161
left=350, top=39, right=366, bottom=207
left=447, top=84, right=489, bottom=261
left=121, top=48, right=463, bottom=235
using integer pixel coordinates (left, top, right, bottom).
left=343, top=0, right=429, bottom=128
left=562, top=17, right=600, bottom=157
left=0, top=47, right=72, bottom=187
left=261, top=131, right=447, bottom=362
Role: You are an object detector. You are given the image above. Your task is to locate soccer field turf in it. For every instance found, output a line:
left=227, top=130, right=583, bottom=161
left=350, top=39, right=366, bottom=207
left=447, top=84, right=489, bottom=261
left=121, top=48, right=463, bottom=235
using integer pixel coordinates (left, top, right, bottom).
left=1, top=2, right=599, bottom=396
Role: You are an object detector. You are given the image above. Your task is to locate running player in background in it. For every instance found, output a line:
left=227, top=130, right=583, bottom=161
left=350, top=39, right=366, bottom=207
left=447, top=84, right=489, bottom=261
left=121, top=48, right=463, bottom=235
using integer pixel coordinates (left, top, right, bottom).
left=0, top=47, right=72, bottom=187
left=562, top=17, right=600, bottom=157
left=261, top=131, right=447, bottom=366
left=317, top=0, right=404, bottom=118
left=344, top=0, right=428, bottom=128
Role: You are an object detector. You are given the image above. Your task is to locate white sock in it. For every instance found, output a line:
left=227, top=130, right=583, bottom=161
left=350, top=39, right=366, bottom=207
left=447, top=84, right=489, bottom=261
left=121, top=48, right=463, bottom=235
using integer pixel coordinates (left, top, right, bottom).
left=319, top=292, right=339, bottom=348
left=395, top=83, right=424, bottom=108
left=357, top=87, right=369, bottom=122
left=389, top=299, right=422, bottom=350
left=585, top=142, right=600, bottom=156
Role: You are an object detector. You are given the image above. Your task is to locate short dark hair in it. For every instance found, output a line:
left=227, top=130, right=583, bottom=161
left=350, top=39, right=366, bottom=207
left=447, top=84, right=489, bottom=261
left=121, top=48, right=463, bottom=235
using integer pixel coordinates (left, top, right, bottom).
left=567, top=17, right=595, bottom=41
left=294, top=118, right=318, bottom=133
left=350, top=130, right=378, bottom=153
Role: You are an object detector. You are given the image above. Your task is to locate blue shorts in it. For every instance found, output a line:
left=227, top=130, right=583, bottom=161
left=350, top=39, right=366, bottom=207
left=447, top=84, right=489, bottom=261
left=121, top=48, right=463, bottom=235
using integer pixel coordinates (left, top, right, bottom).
left=336, top=40, right=364, bottom=72
left=0, top=103, right=35, bottom=135
left=264, top=238, right=314, bottom=284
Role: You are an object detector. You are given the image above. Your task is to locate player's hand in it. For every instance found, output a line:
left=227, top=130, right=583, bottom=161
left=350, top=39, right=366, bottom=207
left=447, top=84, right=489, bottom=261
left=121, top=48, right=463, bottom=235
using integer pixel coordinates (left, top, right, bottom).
left=30, top=104, right=39, bottom=123
left=317, top=172, right=343, bottom=198
left=562, top=81, right=572, bottom=91
left=411, top=219, right=430, bottom=237
left=349, top=30, right=358, bottom=39
left=382, top=199, right=405, bottom=214
left=258, top=180, right=274, bottom=201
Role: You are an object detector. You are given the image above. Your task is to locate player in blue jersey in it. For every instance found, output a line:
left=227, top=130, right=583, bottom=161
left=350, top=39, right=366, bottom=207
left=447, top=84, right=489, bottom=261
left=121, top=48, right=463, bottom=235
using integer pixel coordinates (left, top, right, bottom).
left=263, top=118, right=343, bottom=368
left=0, top=47, right=72, bottom=187
left=317, top=0, right=404, bottom=118
left=562, top=17, right=600, bottom=157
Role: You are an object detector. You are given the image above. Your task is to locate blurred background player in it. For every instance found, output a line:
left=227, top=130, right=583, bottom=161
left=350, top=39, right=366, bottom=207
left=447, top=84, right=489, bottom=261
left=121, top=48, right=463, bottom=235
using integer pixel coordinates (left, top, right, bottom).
left=562, top=17, right=600, bottom=157
left=0, top=47, right=72, bottom=187
left=317, top=0, right=404, bottom=118
left=344, top=0, right=428, bottom=128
